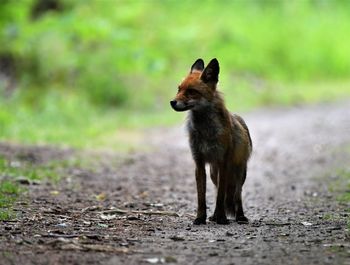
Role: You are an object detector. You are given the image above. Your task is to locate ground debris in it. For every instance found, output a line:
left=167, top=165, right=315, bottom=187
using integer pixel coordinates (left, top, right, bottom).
left=265, top=221, right=292, bottom=226
left=301, top=221, right=313, bottom=226
left=81, top=205, right=102, bottom=212
left=143, top=257, right=165, bottom=264
left=41, top=233, right=79, bottom=238
left=169, top=236, right=185, bottom=241
left=100, top=208, right=180, bottom=217
left=58, top=242, right=129, bottom=253
left=40, top=236, right=130, bottom=253
left=100, top=213, right=117, bottom=220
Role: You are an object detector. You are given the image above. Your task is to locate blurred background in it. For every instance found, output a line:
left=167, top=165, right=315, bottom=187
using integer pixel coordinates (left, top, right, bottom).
left=1, top=0, right=350, bottom=149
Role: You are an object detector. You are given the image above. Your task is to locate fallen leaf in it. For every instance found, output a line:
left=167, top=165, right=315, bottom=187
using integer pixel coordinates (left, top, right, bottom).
left=95, top=193, right=107, bottom=201
left=139, top=191, right=149, bottom=198
left=164, top=256, right=177, bottom=263
left=50, top=190, right=60, bottom=195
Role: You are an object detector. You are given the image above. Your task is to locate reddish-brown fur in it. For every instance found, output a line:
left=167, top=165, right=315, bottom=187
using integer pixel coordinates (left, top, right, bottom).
left=170, top=58, right=252, bottom=225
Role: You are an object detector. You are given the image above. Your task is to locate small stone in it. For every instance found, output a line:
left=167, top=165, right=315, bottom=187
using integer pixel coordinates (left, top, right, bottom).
left=127, top=215, right=139, bottom=220
left=301, top=221, right=312, bottom=226
left=144, top=257, right=165, bottom=264
left=170, top=236, right=185, bottom=241
left=15, top=177, right=31, bottom=185
left=10, top=161, right=21, bottom=168
left=56, top=223, right=67, bottom=228
left=150, top=203, right=164, bottom=208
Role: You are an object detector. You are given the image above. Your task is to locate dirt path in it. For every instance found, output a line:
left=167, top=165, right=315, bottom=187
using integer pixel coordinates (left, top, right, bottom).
left=1, top=101, right=350, bottom=265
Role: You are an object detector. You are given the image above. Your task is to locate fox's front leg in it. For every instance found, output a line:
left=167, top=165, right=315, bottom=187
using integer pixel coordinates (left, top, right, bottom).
left=193, top=159, right=207, bottom=225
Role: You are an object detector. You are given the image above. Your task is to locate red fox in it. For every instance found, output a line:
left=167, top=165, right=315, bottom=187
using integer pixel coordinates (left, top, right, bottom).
left=170, top=58, right=252, bottom=225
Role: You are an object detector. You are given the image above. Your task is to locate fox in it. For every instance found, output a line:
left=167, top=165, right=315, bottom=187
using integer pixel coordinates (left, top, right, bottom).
left=170, top=58, right=252, bottom=225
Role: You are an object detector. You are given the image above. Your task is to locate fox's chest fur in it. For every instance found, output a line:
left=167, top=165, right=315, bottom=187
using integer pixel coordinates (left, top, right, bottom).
left=187, top=108, right=227, bottom=163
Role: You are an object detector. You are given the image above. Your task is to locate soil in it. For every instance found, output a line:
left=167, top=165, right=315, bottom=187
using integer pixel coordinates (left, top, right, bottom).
left=1, top=101, right=350, bottom=265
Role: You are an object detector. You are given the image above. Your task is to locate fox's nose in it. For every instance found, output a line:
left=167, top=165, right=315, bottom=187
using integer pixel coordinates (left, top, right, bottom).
left=170, top=100, right=177, bottom=108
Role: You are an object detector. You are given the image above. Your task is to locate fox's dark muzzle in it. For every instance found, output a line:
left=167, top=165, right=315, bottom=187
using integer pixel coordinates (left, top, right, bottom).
left=170, top=100, right=177, bottom=109
left=170, top=100, right=184, bottom=111
left=170, top=100, right=194, bottom=112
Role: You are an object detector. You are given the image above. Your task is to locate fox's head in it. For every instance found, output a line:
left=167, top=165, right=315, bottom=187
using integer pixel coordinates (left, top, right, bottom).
left=170, top=58, right=220, bottom=112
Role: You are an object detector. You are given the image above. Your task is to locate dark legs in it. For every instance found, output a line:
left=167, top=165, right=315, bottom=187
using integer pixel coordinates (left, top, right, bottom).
left=209, top=162, right=229, bottom=224
left=209, top=164, right=248, bottom=225
left=234, top=166, right=248, bottom=224
left=193, top=160, right=207, bottom=225
left=193, top=160, right=248, bottom=225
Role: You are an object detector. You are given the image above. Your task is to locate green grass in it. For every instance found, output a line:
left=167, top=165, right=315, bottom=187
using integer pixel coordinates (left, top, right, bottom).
left=336, top=170, right=350, bottom=203
left=0, top=155, right=73, bottom=220
left=332, top=168, right=350, bottom=229
left=0, top=90, right=181, bottom=150
left=0, top=181, right=20, bottom=221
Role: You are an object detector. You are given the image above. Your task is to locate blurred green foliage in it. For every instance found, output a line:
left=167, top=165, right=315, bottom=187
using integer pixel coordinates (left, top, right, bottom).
left=0, top=0, right=350, bottom=147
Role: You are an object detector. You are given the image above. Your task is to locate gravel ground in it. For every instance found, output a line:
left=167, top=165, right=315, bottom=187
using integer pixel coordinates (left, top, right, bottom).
left=1, top=100, right=350, bottom=265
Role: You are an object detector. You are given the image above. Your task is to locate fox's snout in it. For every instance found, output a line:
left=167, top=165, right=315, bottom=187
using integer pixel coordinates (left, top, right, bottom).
left=170, top=100, right=177, bottom=109
left=170, top=99, right=194, bottom=112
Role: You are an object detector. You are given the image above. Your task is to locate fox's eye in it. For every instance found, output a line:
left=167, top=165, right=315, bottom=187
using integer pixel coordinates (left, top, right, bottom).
left=186, top=89, right=199, bottom=96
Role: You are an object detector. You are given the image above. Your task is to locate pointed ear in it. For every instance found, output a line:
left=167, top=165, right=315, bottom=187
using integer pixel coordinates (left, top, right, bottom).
left=201, top=58, right=219, bottom=83
left=190, top=58, right=204, bottom=73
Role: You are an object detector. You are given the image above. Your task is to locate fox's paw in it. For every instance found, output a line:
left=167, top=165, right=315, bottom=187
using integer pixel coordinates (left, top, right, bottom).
left=209, top=214, right=229, bottom=225
left=236, top=215, right=249, bottom=224
left=193, top=216, right=206, bottom=225
left=216, top=216, right=229, bottom=225
left=209, top=214, right=216, bottom=222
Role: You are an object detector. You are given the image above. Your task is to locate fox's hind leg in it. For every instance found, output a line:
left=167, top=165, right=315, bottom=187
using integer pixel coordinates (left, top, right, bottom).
left=209, top=162, right=229, bottom=224
left=224, top=166, right=236, bottom=217
left=234, top=165, right=248, bottom=224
